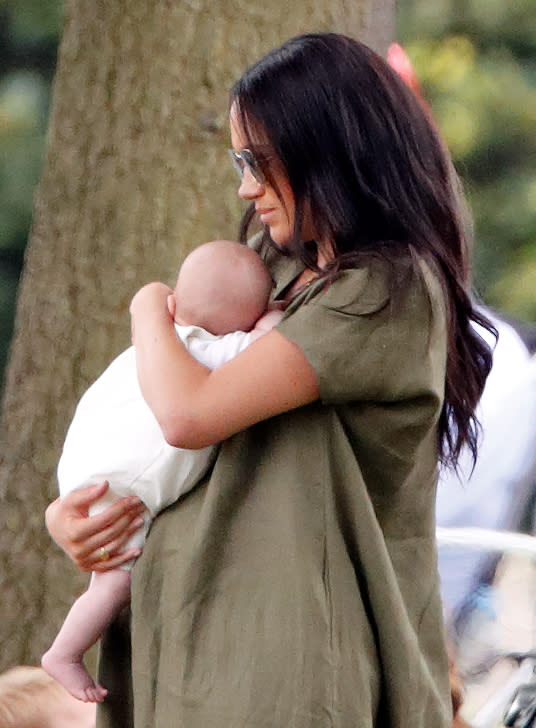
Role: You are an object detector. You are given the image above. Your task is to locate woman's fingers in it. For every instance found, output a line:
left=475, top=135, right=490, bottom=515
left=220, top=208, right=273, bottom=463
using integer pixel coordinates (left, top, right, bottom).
left=73, top=496, right=146, bottom=543
left=79, top=515, right=146, bottom=571
left=63, top=481, right=109, bottom=511
left=70, top=510, right=146, bottom=565
left=85, top=546, right=142, bottom=572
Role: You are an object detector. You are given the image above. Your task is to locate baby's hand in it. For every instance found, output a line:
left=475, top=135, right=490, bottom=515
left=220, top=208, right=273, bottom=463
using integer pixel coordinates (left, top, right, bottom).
left=247, top=308, right=285, bottom=343
left=254, top=308, right=285, bottom=333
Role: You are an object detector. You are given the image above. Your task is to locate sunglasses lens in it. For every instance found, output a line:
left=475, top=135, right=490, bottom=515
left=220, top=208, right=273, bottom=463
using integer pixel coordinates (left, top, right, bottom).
left=228, top=149, right=265, bottom=185
left=229, top=150, right=245, bottom=178
left=241, top=150, right=265, bottom=185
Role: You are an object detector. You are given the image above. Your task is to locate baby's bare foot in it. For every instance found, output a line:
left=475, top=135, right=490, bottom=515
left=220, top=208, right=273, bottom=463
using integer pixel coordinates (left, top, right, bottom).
left=84, top=683, right=108, bottom=703
left=41, top=650, right=108, bottom=703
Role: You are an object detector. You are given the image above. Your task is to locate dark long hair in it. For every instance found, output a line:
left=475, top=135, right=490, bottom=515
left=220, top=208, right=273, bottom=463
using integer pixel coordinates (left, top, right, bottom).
left=230, top=32, right=495, bottom=469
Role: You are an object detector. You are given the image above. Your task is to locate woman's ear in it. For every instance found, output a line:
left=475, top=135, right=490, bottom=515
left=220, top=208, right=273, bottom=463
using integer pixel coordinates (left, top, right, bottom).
left=167, top=294, right=176, bottom=320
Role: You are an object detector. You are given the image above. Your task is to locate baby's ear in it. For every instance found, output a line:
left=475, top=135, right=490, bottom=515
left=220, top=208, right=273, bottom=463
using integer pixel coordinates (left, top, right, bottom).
left=167, top=294, right=176, bottom=319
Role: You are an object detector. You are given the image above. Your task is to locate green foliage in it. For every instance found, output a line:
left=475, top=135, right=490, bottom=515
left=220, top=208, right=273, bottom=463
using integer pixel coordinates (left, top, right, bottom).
left=3, top=0, right=64, bottom=46
left=0, top=71, right=49, bottom=252
left=398, top=0, right=536, bottom=321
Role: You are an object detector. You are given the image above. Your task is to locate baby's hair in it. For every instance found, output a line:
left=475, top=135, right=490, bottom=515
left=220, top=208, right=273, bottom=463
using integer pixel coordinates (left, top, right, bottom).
left=0, top=666, right=79, bottom=728
left=174, top=240, right=273, bottom=335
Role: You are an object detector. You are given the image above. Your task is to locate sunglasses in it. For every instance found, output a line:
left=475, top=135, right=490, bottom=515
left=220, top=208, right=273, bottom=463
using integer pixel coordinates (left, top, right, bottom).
left=228, top=148, right=266, bottom=186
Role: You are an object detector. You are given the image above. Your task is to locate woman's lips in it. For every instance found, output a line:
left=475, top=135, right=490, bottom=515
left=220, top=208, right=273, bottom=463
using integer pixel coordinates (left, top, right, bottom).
left=257, top=208, right=276, bottom=224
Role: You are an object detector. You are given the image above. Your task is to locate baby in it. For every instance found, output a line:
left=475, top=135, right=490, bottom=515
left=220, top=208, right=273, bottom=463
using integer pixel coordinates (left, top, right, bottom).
left=42, top=240, right=282, bottom=702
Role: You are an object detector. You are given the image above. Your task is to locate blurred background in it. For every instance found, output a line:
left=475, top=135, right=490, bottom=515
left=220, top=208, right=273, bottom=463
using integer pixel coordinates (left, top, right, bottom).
left=1, top=0, right=535, bottom=393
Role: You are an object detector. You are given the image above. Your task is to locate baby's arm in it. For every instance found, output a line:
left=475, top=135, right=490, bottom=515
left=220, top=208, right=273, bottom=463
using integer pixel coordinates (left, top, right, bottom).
left=248, top=308, right=285, bottom=343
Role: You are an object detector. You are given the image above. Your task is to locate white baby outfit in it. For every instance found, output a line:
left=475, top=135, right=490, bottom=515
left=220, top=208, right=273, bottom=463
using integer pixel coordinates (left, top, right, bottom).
left=58, top=324, right=251, bottom=559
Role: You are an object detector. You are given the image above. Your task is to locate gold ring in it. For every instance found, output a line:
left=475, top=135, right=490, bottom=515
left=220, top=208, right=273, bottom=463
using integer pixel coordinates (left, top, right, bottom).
left=98, top=547, right=110, bottom=562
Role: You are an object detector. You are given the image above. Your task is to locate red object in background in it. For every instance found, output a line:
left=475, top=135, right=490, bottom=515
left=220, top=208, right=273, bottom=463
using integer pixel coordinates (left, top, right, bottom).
left=387, top=42, right=423, bottom=97
left=387, top=41, right=433, bottom=121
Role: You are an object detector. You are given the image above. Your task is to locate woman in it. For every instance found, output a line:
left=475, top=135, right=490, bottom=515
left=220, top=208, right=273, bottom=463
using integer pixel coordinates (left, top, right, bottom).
left=47, top=33, right=494, bottom=727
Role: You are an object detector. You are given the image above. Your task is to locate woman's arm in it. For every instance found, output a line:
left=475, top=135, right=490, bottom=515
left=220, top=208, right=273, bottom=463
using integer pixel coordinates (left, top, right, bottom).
left=46, top=482, right=147, bottom=572
left=130, top=282, right=319, bottom=449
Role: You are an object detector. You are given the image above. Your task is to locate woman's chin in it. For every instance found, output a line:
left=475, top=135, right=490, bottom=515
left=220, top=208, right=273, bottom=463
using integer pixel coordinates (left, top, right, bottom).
left=268, top=228, right=292, bottom=247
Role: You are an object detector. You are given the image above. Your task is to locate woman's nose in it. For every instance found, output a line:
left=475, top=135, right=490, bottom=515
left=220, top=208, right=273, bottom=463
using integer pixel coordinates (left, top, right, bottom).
left=238, top=168, right=264, bottom=200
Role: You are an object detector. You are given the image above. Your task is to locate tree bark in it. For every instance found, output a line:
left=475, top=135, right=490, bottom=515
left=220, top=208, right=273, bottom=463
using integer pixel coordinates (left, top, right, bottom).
left=0, top=0, right=395, bottom=670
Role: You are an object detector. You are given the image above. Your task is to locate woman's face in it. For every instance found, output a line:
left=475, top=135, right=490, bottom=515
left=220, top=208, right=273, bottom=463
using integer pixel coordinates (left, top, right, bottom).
left=230, top=110, right=296, bottom=247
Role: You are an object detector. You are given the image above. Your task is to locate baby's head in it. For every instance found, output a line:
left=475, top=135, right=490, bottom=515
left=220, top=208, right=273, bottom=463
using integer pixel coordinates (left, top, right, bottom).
left=173, top=240, right=273, bottom=335
left=0, top=666, right=96, bottom=728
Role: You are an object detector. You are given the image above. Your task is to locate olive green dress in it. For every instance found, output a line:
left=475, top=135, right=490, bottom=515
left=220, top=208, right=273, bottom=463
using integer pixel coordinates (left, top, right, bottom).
left=98, top=244, right=452, bottom=728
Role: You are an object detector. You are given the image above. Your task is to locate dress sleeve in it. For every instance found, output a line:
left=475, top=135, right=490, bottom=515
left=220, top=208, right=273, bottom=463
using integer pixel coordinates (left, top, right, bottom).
left=276, top=260, right=447, bottom=405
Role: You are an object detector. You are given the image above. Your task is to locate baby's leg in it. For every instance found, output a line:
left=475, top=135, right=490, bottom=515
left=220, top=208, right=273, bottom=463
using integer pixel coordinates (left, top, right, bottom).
left=42, top=569, right=131, bottom=703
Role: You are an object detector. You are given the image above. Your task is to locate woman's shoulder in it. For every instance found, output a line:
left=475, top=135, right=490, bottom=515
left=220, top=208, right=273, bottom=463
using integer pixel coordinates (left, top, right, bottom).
left=309, top=260, right=391, bottom=317
left=289, top=253, right=444, bottom=322
left=275, top=253, right=447, bottom=405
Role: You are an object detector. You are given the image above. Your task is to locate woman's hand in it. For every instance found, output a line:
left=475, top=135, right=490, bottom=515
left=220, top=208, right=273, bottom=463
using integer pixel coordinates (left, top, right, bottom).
left=45, top=482, right=147, bottom=572
left=130, top=281, right=174, bottom=345
left=130, top=282, right=173, bottom=320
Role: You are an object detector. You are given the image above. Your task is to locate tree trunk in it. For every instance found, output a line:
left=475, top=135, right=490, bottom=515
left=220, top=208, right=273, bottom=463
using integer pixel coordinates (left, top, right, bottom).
left=0, top=0, right=395, bottom=670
